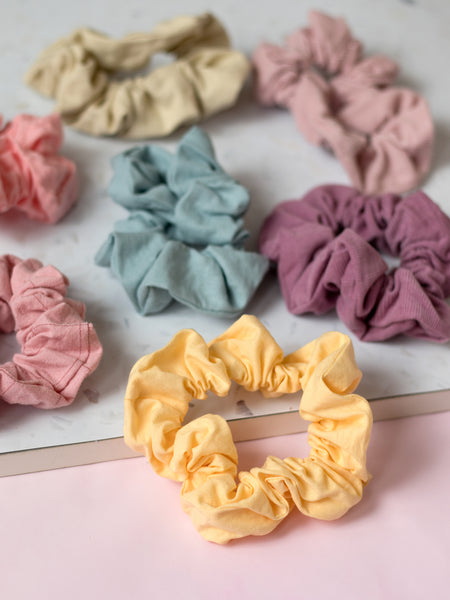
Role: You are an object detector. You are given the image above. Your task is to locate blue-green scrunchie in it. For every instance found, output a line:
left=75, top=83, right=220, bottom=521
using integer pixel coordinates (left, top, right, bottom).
left=95, top=127, right=268, bottom=317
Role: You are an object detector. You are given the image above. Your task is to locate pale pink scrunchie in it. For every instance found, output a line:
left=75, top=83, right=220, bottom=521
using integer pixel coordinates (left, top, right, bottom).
left=0, top=114, right=78, bottom=223
left=0, top=255, right=103, bottom=408
left=253, top=11, right=434, bottom=194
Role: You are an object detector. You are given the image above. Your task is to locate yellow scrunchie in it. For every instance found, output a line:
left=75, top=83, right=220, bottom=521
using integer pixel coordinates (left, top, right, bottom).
left=124, top=315, right=373, bottom=544
left=25, top=13, right=249, bottom=138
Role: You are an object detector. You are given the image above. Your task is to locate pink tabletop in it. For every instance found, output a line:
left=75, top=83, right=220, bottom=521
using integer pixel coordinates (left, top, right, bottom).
left=1, top=411, right=449, bottom=600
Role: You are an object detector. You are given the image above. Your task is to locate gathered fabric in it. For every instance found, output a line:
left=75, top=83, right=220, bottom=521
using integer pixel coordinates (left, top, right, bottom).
left=259, top=184, right=450, bottom=342
left=253, top=10, right=434, bottom=194
left=0, top=114, right=78, bottom=223
left=0, top=255, right=102, bottom=409
left=25, top=13, right=250, bottom=139
left=96, top=127, right=268, bottom=316
left=125, top=314, right=372, bottom=544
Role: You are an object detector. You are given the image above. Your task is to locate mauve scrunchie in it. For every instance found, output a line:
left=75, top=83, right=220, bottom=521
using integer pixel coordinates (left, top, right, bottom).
left=253, top=11, right=434, bottom=194
left=25, top=14, right=249, bottom=139
left=259, top=185, right=450, bottom=342
left=0, top=114, right=78, bottom=223
left=0, top=255, right=102, bottom=408
left=95, top=127, right=268, bottom=316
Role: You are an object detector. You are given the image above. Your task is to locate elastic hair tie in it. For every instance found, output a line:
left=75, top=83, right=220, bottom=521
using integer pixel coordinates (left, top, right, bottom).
left=0, top=255, right=102, bottom=409
left=25, top=13, right=249, bottom=139
left=124, top=314, right=372, bottom=544
left=259, top=184, right=450, bottom=342
left=95, top=127, right=268, bottom=317
left=252, top=10, right=434, bottom=194
left=0, top=114, right=78, bottom=223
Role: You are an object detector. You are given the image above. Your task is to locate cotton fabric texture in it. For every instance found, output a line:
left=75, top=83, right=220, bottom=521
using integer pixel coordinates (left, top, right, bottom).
left=124, top=314, right=373, bottom=544
left=0, top=255, right=102, bottom=409
left=259, top=184, right=450, bottom=342
left=253, top=10, right=434, bottom=194
left=95, top=127, right=268, bottom=316
left=0, top=114, right=78, bottom=223
left=25, top=13, right=249, bottom=139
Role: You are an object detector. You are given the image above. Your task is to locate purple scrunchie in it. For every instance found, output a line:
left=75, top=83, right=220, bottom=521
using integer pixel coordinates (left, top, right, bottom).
left=259, top=185, right=450, bottom=342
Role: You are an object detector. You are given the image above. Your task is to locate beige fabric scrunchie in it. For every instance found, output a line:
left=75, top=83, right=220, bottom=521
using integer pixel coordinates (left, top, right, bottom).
left=25, top=13, right=250, bottom=138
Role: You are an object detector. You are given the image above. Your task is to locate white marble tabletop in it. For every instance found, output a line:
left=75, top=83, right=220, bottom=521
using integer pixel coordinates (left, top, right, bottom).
left=0, top=0, right=449, bottom=455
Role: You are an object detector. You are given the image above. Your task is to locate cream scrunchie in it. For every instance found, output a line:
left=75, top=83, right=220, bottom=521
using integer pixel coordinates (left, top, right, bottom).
left=125, top=315, right=372, bottom=544
left=25, top=13, right=250, bottom=138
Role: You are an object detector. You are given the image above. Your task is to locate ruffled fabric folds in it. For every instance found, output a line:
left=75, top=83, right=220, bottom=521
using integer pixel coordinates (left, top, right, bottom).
left=25, top=13, right=250, bottom=138
left=95, top=127, right=268, bottom=316
left=0, top=255, right=102, bottom=408
left=124, top=314, right=373, bottom=544
left=259, top=184, right=450, bottom=342
left=0, top=114, right=78, bottom=223
left=253, top=10, right=434, bottom=194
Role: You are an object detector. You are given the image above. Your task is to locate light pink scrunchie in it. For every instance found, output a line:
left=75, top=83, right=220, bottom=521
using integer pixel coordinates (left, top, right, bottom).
left=253, top=11, right=434, bottom=194
left=0, top=114, right=78, bottom=223
left=0, top=255, right=102, bottom=409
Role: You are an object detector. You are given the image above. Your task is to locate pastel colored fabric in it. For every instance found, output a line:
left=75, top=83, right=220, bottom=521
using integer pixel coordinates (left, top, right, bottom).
left=25, top=13, right=250, bottom=139
left=95, top=127, right=268, bottom=316
left=124, top=314, right=373, bottom=544
left=0, top=255, right=102, bottom=409
left=253, top=10, right=434, bottom=194
left=259, top=185, right=450, bottom=342
left=0, top=114, right=78, bottom=223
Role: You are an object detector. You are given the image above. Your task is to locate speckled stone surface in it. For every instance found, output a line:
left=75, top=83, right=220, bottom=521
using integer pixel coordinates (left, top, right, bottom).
left=0, top=0, right=449, bottom=455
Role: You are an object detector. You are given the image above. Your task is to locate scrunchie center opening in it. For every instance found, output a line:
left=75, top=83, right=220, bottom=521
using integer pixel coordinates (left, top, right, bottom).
left=380, top=252, right=401, bottom=272
left=310, top=63, right=335, bottom=82
left=186, top=380, right=302, bottom=427
left=318, top=210, right=400, bottom=266
left=0, top=332, right=20, bottom=364
left=110, top=52, right=175, bottom=81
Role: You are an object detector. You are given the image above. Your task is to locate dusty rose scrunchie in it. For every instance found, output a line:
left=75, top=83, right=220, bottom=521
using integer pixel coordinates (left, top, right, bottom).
left=259, top=185, right=450, bottom=342
left=253, top=11, right=434, bottom=194
left=0, top=114, right=78, bottom=223
left=0, top=255, right=102, bottom=408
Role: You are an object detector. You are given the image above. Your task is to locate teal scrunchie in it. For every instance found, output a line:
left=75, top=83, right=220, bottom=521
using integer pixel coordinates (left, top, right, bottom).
left=95, top=127, right=268, bottom=316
